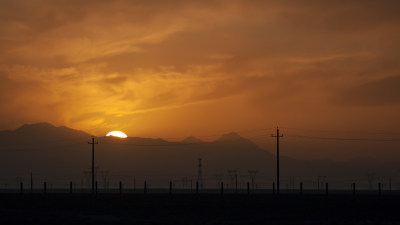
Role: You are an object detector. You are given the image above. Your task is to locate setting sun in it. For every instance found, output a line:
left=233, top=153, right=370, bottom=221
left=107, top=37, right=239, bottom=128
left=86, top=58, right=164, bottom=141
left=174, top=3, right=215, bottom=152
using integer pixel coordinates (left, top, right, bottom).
left=106, top=131, right=128, bottom=138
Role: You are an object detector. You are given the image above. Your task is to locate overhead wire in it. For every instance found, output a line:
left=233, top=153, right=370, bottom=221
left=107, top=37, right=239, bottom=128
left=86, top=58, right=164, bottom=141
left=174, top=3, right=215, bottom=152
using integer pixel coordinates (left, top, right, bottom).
left=0, top=142, right=86, bottom=151
left=285, top=134, right=400, bottom=142
left=1, top=127, right=399, bottom=151
left=280, top=127, right=400, bottom=135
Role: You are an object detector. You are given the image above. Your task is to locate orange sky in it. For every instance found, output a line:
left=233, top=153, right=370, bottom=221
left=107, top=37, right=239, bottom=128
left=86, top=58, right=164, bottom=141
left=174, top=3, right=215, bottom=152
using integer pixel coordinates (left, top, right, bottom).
left=0, top=0, right=399, bottom=161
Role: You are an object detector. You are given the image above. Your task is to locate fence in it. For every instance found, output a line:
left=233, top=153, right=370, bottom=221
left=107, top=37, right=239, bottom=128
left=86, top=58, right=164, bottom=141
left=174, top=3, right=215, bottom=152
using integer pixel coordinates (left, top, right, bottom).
left=1, top=175, right=398, bottom=195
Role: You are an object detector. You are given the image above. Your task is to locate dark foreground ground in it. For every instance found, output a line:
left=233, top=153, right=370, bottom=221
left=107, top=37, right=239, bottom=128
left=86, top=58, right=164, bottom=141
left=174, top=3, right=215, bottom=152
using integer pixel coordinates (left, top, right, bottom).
left=0, top=193, right=399, bottom=225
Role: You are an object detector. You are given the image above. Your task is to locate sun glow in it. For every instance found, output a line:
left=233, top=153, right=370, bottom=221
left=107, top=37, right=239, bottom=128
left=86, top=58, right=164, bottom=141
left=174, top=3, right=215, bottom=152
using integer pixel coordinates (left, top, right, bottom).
left=106, top=131, right=128, bottom=138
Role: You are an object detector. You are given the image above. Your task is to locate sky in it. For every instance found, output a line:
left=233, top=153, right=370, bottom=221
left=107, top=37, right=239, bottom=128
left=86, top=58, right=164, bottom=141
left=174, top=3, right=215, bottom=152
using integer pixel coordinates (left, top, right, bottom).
left=0, top=0, right=400, bottom=161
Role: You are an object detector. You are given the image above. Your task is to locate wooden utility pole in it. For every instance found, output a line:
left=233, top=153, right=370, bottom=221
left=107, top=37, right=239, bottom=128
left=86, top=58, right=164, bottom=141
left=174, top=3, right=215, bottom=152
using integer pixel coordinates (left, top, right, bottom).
left=197, top=158, right=203, bottom=189
left=272, top=127, right=283, bottom=195
left=30, top=173, right=33, bottom=193
left=88, top=137, right=98, bottom=194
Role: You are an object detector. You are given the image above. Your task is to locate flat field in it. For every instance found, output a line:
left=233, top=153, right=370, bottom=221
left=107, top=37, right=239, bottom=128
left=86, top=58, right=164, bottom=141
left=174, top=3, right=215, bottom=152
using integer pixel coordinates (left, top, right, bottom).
left=0, top=193, right=399, bottom=224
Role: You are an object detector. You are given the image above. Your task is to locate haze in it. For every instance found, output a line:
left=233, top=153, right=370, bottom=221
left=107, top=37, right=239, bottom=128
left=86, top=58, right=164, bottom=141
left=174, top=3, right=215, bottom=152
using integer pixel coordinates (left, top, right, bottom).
left=0, top=1, right=399, bottom=161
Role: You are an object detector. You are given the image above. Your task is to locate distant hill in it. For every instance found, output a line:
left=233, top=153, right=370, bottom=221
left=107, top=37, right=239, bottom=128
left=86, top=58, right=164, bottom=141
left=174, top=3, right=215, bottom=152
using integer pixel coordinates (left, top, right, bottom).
left=182, top=136, right=204, bottom=143
left=0, top=122, right=92, bottom=144
left=0, top=123, right=398, bottom=189
left=214, top=132, right=260, bottom=149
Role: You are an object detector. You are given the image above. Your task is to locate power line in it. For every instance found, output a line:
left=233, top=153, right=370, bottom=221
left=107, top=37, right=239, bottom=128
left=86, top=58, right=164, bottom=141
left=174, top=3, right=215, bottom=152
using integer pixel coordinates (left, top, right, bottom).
left=99, top=142, right=212, bottom=146
left=98, top=136, right=267, bottom=146
left=161, top=128, right=274, bottom=140
left=281, top=127, right=400, bottom=135
left=1, top=127, right=399, bottom=153
left=2, top=133, right=398, bottom=152
left=0, top=142, right=86, bottom=151
left=287, top=135, right=400, bottom=142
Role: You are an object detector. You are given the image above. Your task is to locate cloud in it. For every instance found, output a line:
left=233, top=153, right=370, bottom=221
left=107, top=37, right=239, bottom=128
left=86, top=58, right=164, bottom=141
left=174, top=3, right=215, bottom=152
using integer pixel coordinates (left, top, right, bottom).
left=332, top=75, right=400, bottom=106
left=0, top=0, right=399, bottom=145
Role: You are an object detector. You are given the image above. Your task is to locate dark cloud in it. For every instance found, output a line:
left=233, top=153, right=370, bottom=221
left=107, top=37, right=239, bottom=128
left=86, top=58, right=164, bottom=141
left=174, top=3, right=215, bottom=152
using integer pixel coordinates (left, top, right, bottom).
left=333, top=75, right=400, bottom=106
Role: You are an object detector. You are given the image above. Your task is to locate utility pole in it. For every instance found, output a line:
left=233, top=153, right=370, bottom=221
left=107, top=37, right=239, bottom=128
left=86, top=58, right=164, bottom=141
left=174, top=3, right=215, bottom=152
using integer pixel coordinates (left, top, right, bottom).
left=30, top=173, right=33, bottom=193
left=272, top=127, right=283, bottom=195
left=197, top=158, right=203, bottom=189
left=248, top=170, right=258, bottom=190
left=317, top=176, right=326, bottom=192
left=228, top=170, right=238, bottom=193
left=215, top=174, right=223, bottom=189
left=88, top=137, right=98, bottom=194
left=366, top=173, right=376, bottom=190
left=100, top=170, right=109, bottom=189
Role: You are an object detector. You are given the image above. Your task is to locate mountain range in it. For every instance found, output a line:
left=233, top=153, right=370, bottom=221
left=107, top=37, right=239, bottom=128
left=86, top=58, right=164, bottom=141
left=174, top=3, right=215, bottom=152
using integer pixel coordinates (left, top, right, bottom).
left=0, top=123, right=398, bottom=189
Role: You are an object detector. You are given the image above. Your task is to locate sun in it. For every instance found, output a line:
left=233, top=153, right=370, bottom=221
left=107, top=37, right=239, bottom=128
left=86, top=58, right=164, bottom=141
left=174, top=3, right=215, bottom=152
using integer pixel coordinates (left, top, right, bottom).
left=106, top=131, right=128, bottom=138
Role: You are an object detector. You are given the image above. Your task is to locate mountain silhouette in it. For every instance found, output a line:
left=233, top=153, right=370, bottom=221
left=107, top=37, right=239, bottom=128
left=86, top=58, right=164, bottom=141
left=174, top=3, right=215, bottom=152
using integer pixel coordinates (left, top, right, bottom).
left=182, top=136, right=204, bottom=143
left=0, top=123, right=397, bottom=189
left=0, top=122, right=91, bottom=144
left=214, top=132, right=260, bottom=149
left=216, top=132, right=243, bottom=141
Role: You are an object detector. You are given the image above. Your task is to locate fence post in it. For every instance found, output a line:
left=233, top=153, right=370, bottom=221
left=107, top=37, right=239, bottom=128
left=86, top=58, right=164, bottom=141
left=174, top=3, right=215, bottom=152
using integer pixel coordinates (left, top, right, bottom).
left=169, top=181, right=172, bottom=195
left=326, top=183, right=328, bottom=196
left=119, top=181, right=122, bottom=195
left=300, top=182, right=303, bottom=195
left=30, top=173, right=33, bottom=194
left=20, top=182, right=23, bottom=194
left=144, top=181, right=147, bottom=194
left=70, top=181, right=73, bottom=194
left=352, top=183, right=356, bottom=196
left=378, top=183, right=382, bottom=196
left=272, top=182, right=275, bottom=195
